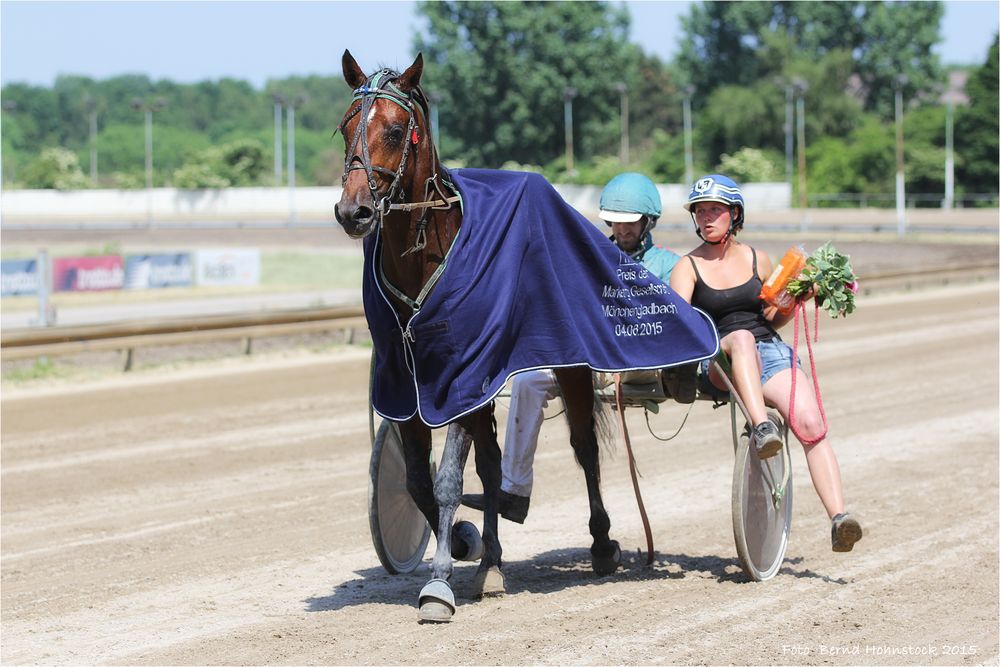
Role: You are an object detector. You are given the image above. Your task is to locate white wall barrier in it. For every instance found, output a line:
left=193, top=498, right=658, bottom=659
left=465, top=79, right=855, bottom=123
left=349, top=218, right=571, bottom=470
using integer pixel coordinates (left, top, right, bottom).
left=0, top=182, right=793, bottom=225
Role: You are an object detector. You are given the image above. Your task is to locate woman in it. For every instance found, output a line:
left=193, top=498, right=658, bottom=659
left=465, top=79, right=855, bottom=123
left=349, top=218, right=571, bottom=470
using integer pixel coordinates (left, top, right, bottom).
left=669, top=174, right=862, bottom=553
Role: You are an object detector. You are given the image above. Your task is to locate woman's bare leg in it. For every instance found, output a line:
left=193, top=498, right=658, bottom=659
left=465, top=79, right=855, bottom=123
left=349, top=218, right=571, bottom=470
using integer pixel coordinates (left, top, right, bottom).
left=763, top=367, right=845, bottom=518
left=713, top=330, right=769, bottom=426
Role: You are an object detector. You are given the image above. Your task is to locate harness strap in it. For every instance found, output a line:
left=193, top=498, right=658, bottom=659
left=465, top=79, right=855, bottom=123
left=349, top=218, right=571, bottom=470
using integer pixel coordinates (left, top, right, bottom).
left=389, top=194, right=462, bottom=212
left=378, top=224, right=464, bottom=317
left=399, top=174, right=462, bottom=256
left=614, top=373, right=655, bottom=566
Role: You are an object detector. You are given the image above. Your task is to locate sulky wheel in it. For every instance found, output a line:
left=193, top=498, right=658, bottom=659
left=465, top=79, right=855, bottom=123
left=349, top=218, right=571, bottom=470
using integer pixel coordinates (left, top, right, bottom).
left=731, top=409, right=794, bottom=581
left=368, top=420, right=434, bottom=574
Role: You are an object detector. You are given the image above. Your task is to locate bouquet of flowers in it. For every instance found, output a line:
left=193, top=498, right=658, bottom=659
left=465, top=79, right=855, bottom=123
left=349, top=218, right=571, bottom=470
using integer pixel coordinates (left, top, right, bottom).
left=786, top=242, right=859, bottom=318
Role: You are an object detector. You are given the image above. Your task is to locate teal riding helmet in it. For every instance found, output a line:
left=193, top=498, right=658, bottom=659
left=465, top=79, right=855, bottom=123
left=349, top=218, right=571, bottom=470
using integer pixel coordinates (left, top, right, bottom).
left=599, top=173, right=662, bottom=234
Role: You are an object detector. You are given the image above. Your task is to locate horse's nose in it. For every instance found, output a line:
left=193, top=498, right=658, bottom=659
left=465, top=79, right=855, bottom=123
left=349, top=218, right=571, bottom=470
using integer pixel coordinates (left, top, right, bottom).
left=334, top=201, right=375, bottom=227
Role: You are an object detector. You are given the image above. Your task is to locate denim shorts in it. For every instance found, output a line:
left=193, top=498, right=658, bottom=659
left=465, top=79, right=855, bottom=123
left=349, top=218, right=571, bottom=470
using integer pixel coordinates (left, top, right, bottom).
left=699, top=337, right=802, bottom=387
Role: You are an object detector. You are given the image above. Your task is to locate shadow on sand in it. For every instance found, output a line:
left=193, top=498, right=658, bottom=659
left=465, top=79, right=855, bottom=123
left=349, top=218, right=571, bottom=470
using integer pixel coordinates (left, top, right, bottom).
left=304, top=545, right=843, bottom=612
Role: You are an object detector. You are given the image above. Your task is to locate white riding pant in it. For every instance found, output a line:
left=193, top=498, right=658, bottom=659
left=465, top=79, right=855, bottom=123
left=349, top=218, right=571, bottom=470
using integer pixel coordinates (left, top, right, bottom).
left=501, top=369, right=561, bottom=497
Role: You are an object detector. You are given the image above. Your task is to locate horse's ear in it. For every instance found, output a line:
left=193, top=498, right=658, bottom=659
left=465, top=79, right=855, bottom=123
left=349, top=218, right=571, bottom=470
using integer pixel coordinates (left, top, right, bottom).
left=396, top=53, right=424, bottom=93
left=342, top=50, right=366, bottom=89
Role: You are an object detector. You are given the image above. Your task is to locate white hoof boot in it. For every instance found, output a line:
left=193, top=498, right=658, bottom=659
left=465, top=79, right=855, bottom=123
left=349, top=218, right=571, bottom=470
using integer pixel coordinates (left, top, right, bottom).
left=418, top=578, right=455, bottom=623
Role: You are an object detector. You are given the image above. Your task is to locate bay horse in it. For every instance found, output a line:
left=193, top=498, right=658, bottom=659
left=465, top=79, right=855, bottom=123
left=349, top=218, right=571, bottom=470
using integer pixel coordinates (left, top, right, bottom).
left=334, top=50, right=620, bottom=622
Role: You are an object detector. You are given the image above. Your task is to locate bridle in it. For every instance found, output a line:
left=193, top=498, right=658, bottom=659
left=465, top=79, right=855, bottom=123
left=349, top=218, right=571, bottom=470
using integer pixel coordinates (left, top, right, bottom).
left=336, top=69, right=460, bottom=255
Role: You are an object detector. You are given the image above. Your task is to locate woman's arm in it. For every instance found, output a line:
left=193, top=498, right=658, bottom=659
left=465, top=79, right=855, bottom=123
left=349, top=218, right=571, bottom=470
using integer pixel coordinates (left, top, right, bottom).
left=669, top=255, right=696, bottom=304
left=759, top=247, right=814, bottom=328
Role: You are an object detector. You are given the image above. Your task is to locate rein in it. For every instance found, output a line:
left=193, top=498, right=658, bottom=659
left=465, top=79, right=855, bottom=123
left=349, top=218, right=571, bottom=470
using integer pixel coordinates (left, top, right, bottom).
left=613, top=373, right=656, bottom=566
left=336, top=69, right=459, bottom=256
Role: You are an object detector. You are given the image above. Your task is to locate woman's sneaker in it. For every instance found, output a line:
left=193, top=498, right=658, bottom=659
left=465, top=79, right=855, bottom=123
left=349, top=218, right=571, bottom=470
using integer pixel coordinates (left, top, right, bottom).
left=752, top=420, right=783, bottom=459
left=831, top=513, right=863, bottom=552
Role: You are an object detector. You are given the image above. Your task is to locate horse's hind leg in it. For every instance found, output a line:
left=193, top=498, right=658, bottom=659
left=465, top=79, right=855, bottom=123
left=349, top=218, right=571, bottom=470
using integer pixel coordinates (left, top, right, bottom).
left=554, top=367, right=621, bottom=576
left=467, top=406, right=505, bottom=598
left=417, top=421, right=474, bottom=622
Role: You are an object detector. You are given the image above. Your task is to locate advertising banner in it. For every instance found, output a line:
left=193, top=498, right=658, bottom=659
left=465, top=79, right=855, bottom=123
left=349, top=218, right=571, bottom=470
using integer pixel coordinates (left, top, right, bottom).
left=52, top=255, right=125, bottom=292
left=1, top=258, right=39, bottom=296
left=195, top=248, right=260, bottom=287
left=125, top=253, right=194, bottom=290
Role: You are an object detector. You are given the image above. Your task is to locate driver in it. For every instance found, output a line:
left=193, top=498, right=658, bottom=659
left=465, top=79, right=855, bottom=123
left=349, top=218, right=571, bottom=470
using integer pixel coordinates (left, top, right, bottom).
left=462, top=172, right=681, bottom=524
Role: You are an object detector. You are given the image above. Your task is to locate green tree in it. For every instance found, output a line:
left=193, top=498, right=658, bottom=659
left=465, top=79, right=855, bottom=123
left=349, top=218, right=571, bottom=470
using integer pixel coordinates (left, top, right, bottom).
left=676, top=1, right=942, bottom=118
left=855, top=2, right=944, bottom=118
left=807, top=117, right=895, bottom=198
left=173, top=138, right=268, bottom=188
left=694, top=44, right=863, bottom=170
left=640, top=129, right=690, bottom=183
left=625, top=52, right=683, bottom=159
left=717, top=147, right=782, bottom=183
left=955, top=34, right=999, bottom=196
left=414, top=0, right=639, bottom=168
left=20, top=147, right=90, bottom=190
left=97, top=123, right=211, bottom=186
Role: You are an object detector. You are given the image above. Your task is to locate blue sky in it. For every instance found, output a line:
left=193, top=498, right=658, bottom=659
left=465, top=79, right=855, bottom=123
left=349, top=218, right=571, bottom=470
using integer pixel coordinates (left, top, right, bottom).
left=1, top=1, right=997, bottom=89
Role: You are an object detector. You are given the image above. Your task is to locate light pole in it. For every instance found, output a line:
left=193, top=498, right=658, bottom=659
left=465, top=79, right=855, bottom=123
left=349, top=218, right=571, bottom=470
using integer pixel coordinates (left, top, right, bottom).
left=682, top=85, right=695, bottom=187
left=614, top=82, right=629, bottom=164
left=563, top=87, right=577, bottom=175
left=944, top=98, right=955, bottom=210
left=792, top=78, right=809, bottom=229
left=286, top=94, right=306, bottom=225
left=894, top=74, right=907, bottom=235
left=272, top=93, right=285, bottom=185
left=784, top=82, right=794, bottom=186
left=131, top=96, right=167, bottom=225
left=940, top=81, right=963, bottom=211
left=83, top=95, right=99, bottom=185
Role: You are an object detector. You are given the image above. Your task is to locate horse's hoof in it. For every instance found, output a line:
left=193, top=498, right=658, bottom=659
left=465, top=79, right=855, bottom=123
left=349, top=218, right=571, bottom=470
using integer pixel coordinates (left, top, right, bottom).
left=417, top=578, right=455, bottom=623
left=592, top=540, right=622, bottom=576
left=450, top=520, right=484, bottom=562
left=473, top=565, right=506, bottom=598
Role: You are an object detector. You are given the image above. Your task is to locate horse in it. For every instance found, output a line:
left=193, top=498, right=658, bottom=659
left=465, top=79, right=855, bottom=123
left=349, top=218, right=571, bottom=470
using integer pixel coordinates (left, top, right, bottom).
left=334, top=50, right=621, bottom=622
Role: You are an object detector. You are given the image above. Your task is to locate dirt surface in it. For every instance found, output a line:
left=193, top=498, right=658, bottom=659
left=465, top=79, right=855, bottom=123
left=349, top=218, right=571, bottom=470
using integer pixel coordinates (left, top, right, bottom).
left=2, top=280, right=997, bottom=665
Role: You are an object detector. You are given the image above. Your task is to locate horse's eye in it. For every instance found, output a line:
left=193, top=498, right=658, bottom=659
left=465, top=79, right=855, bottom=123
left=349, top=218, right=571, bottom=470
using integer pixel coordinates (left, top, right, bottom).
left=385, top=125, right=405, bottom=147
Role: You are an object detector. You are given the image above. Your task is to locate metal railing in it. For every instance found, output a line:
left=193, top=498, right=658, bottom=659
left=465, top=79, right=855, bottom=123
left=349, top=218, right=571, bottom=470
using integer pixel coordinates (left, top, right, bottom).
left=1, top=305, right=367, bottom=370
left=808, top=192, right=999, bottom=208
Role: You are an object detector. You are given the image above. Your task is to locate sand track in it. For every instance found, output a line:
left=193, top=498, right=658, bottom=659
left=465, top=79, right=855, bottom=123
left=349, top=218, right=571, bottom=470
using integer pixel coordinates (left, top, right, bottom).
left=2, top=284, right=997, bottom=665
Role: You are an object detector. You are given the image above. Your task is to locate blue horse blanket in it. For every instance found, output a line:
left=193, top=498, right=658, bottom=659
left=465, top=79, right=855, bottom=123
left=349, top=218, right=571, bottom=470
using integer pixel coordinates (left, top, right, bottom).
left=364, top=169, right=719, bottom=427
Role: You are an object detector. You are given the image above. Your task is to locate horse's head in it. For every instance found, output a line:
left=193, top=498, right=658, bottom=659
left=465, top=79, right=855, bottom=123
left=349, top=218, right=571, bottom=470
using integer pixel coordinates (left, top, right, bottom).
left=334, top=50, right=431, bottom=240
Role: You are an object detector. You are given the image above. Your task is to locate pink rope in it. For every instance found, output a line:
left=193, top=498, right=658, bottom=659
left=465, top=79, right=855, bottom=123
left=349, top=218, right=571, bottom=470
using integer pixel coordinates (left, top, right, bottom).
left=814, top=299, right=820, bottom=342
left=787, top=300, right=828, bottom=446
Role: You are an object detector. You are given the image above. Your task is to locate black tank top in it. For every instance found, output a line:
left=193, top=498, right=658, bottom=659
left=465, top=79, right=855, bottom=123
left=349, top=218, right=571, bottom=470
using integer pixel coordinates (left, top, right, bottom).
left=689, top=248, right=779, bottom=342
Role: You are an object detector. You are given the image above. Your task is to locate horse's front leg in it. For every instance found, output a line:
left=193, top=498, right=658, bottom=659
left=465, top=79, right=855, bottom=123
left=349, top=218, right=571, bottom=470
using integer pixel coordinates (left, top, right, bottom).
left=554, top=367, right=621, bottom=576
left=417, top=421, right=473, bottom=622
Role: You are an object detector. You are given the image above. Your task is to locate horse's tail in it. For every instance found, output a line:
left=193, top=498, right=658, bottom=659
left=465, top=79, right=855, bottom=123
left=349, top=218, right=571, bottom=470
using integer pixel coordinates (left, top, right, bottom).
left=592, top=384, right=617, bottom=460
